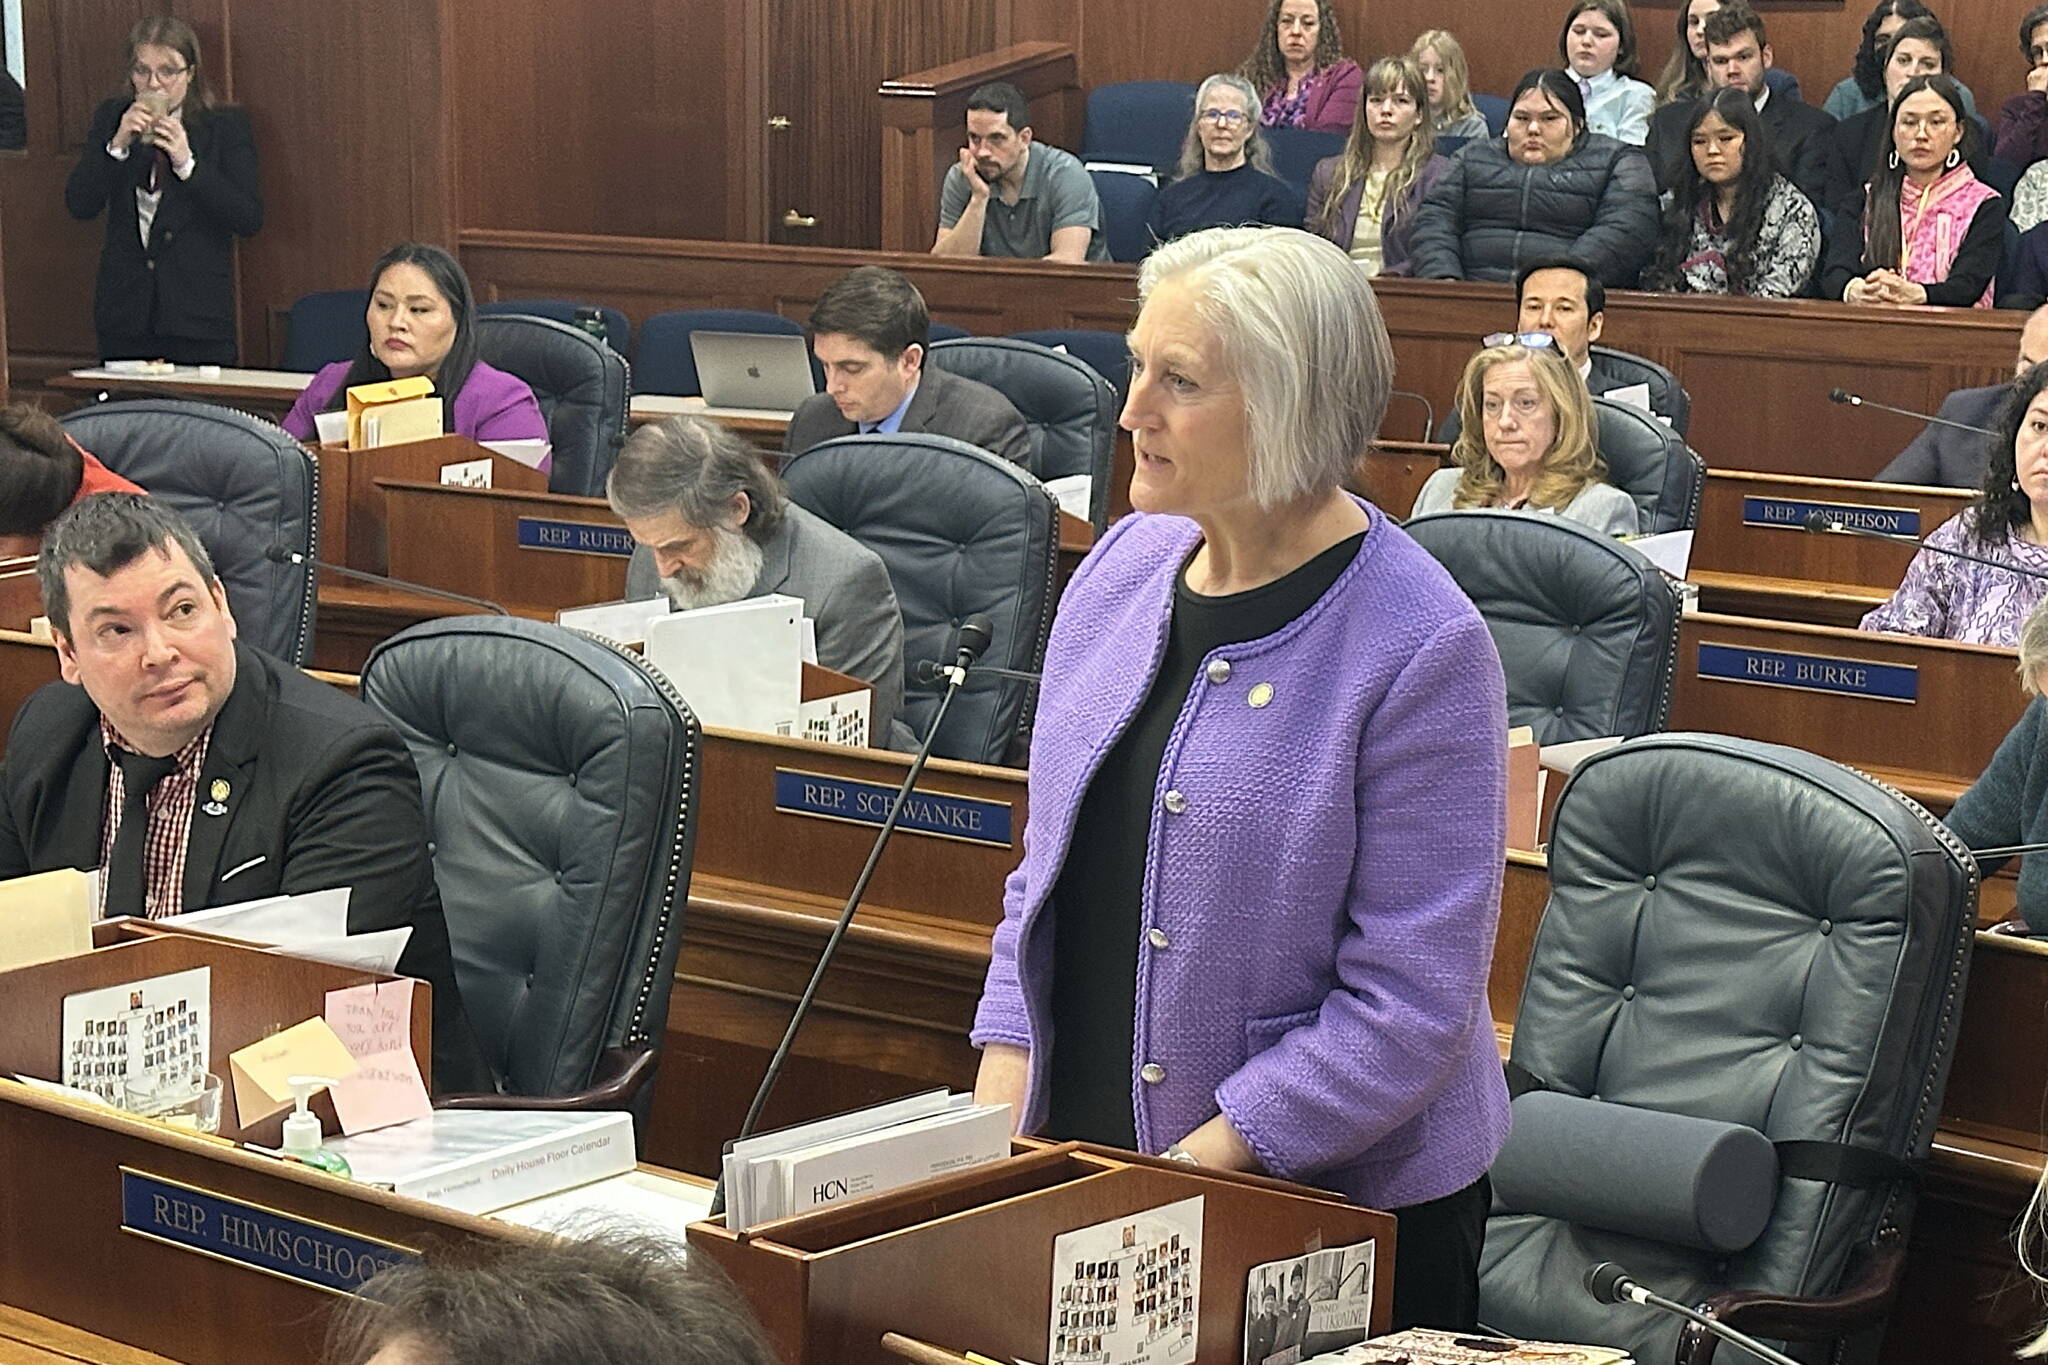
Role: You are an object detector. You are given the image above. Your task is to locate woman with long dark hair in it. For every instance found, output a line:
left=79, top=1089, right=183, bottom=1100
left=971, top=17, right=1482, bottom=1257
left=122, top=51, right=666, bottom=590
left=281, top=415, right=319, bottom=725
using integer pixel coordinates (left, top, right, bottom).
left=1822, top=74, right=2006, bottom=306
left=1306, top=57, right=1448, bottom=276
left=1647, top=88, right=1819, bottom=297
left=63, top=17, right=262, bottom=365
left=1238, top=0, right=1362, bottom=134
left=1821, top=16, right=1959, bottom=219
left=282, top=243, right=545, bottom=444
left=1822, top=1, right=1978, bottom=121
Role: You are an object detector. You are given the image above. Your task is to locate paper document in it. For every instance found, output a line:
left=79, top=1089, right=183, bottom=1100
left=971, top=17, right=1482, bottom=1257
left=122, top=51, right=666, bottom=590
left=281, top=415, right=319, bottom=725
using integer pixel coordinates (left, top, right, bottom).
left=1045, top=474, right=1094, bottom=522
left=1604, top=382, right=1653, bottom=415
left=480, top=438, right=552, bottom=471
left=160, top=887, right=352, bottom=943
left=1050, top=1195, right=1204, bottom=1365
left=0, top=868, right=93, bottom=971
left=62, top=967, right=210, bottom=1106
left=643, top=592, right=804, bottom=736
left=557, top=596, right=672, bottom=647
left=1626, top=529, right=1693, bottom=580
left=268, top=926, right=410, bottom=974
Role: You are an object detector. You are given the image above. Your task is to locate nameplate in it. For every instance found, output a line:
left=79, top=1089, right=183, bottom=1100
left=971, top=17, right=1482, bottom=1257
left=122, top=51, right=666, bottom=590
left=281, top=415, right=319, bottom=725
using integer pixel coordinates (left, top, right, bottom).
left=515, top=517, right=635, bottom=558
left=120, top=1168, right=415, bottom=1295
left=1696, top=642, right=1918, bottom=702
left=774, top=768, right=1014, bottom=848
left=1740, top=496, right=1921, bottom=538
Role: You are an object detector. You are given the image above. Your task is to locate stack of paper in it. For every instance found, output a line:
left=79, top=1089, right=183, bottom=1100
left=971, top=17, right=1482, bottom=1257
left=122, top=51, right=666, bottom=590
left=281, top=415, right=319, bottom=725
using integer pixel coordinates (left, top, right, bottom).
left=158, top=888, right=411, bottom=974
left=1308, top=1328, right=1631, bottom=1363
left=325, top=1108, right=636, bottom=1215
left=722, top=1090, right=1011, bottom=1232
left=643, top=592, right=804, bottom=736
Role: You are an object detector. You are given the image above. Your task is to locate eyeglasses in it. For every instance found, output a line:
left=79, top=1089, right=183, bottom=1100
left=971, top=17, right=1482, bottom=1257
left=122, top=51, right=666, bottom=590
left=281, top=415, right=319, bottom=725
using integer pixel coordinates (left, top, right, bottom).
left=1482, top=331, right=1559, bottom=351
left=131, top=63, right=190, bottom=84
left=1198, top=108, right=1250, bottom=127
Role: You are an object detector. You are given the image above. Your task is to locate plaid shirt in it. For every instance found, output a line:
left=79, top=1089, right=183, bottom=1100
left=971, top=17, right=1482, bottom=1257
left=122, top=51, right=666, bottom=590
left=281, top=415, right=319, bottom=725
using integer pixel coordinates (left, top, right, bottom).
left=96, top=719, right=213, bottom=919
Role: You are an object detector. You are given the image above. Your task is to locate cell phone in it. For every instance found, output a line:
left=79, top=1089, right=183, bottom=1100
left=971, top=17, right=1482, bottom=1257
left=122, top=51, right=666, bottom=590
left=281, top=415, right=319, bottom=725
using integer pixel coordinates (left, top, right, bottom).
left=136, top=90, right=170, bottom=119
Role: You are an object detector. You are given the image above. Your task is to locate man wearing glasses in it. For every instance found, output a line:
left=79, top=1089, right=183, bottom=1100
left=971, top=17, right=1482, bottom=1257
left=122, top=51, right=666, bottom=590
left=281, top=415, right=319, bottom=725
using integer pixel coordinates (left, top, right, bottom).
left=64, top=17, right=262, bottom=365
left=933, top=80, right=1109, bottom=263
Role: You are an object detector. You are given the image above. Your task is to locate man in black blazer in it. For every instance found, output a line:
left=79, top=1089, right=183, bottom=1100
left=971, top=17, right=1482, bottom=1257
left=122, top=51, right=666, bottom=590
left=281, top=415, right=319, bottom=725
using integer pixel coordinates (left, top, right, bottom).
left=63, top=62, right=262, bottom=365
left=1876, top=304, right=2048, bottom=485
left=1645, top=6, right=1834, bottom=210
left=787, top=265, right=1032, bottom=464
left=0, top=495, right=488, bottom=1092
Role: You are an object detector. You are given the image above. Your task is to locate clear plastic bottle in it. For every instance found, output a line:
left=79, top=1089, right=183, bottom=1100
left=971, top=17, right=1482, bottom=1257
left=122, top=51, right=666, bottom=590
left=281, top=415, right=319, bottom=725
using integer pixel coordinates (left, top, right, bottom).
left=280, top=1075, right=352, bottom=1178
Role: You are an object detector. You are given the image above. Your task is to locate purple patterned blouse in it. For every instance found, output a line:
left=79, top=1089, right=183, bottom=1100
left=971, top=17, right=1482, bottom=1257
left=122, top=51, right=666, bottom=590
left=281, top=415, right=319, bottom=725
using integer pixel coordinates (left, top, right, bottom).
left=1860, top=512, right=2048, bottom=646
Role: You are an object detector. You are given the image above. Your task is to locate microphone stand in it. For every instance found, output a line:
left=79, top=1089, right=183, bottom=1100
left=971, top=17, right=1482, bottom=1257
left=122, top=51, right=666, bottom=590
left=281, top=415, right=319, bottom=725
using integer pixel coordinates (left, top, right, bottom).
left=1585, top=1264, right=1801, bottom=1365
left=1804, top=513, right=2048, bottom=583
left=265, top=545, right=510, bottom=616
left=706, top=637, right=981, bottom=1220
left=1827, top=387, right=1998, bottom=438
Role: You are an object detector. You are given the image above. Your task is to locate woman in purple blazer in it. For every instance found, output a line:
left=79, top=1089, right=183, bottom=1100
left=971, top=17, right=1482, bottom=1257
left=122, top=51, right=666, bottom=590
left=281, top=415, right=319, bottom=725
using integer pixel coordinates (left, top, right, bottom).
left=972, top=227, right=1511, bottom=1332
left=1239, top=0, right=1363, bottom=134
left=283, top=242, right=545, bottom=445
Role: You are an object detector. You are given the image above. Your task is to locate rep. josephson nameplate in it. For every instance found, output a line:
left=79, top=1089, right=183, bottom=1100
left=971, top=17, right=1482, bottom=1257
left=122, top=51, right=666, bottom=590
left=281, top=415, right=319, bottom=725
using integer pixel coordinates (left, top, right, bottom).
left=121, top=1168, right=416, bottom=1294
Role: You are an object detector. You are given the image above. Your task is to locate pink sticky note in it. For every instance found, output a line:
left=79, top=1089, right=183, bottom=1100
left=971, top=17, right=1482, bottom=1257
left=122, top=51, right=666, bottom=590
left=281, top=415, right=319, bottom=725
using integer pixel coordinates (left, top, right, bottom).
left=324, top=981, right=432, bottom=1134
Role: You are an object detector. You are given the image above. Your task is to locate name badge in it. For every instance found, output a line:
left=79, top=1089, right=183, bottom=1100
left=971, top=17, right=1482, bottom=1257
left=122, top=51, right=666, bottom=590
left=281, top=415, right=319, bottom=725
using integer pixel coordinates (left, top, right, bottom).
left=1740, top=497, right=1921, bottom=538
left=1696, top=642, right=1918, bottom=702
left=515, top=517, right=635, bottom=558
left=773, top=769, right=1015, bottom=847
left=121, top=1168, right=415, bottom=1294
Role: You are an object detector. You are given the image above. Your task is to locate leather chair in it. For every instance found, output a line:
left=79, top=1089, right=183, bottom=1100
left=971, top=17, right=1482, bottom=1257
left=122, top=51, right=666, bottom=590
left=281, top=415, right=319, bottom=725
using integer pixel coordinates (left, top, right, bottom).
left=1090, top=169, right=1160, bottom=264
left=1263, top=126, right=1346, bottom=197
left=1008, top=327, right=1130, bottom=398
left=1404, top=511, right=1680, bottom=744
left=280, top=288, right=369, bottom=372
left=1482, top=733, right=1977, bottom=1365
left=927, top=336, right=1118, bottom=532
left=927, top=322, right=973, bottom=345
left=1591, top=344, right=1692, bottom=436
left=59, top=399, right=319, bottom=666
left=1593, top=396, right=1705, bottom=534
left=478, top=298, right=631, bottom=354
left=1082, top=80, right=1196, bottom=170
left=782, top=434, right=1058, bottom=764
left=476, top=313, right=630, bottom=498
left=360, top=616, right=701, bottom=1115
left=633, top=307, right=805, bottom=397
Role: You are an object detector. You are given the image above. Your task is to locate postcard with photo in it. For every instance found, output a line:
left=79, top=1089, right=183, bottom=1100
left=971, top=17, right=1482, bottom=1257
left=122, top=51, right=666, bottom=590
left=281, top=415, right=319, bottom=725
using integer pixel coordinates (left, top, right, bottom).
left=1242, top=1239, right=1377, bottom=1365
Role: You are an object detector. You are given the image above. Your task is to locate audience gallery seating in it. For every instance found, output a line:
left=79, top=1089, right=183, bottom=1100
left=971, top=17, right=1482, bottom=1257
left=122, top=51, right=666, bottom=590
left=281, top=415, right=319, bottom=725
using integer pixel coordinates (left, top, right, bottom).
left=475, top=313, right=631, bottom=498
left=1080, top=79, right=1195, bottom=171
left=58, top=399, right=320, bottom=666
left=1481, top=733, right=1976, bottom=1365
left=279, top=288, right=370, bottom=373
left=927, top=335, right=1119, bottom=532
left=1088, top=169, right=1160, bottom=264
left=781, top=433, right=1059, bottom=765
left=361, top=615, right=701, bottom=1121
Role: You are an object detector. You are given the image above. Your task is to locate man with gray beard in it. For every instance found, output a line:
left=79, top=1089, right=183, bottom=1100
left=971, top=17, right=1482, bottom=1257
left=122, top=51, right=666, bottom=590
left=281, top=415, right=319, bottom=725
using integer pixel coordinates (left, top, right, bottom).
left=612, top=416, right=907, bottom=745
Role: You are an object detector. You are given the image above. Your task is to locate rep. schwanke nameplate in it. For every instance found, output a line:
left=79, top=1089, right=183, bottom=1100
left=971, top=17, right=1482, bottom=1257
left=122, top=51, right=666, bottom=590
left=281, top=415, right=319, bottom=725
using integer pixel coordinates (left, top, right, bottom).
left=774, top=769, right=1014, bottom=847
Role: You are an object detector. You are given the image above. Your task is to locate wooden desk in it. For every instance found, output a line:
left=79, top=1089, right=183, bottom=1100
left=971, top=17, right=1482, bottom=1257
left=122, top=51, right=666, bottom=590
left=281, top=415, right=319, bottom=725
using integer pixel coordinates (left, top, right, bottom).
left=1689, top=472, right=1973, bottom=627
left=48, top=365, right=308, bottom=424
left=1354, top=441, right=1447, bottom=519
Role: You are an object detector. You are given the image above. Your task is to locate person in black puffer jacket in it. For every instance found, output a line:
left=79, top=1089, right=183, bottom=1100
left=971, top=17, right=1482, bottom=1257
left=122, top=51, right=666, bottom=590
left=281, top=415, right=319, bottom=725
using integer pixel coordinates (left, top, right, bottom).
left=1410, top=67, right=1659, bottom=286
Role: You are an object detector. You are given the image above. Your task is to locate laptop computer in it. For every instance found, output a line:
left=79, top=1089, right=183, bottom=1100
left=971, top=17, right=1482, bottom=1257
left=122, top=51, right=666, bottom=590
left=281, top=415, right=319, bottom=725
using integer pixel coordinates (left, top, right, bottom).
left=689, top=331, right=817, bottom=413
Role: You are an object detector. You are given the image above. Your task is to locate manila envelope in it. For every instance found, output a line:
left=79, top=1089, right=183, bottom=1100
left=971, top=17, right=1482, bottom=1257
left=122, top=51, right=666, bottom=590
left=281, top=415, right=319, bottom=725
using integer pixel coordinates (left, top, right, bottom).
left=228, top=1016, right=359, bottom=1124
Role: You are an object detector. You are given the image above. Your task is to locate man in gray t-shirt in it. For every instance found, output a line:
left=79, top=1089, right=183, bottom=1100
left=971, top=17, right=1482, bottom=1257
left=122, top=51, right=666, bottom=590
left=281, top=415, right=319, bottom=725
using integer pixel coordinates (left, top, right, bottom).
left=932, top=81, right=1109, bottom=264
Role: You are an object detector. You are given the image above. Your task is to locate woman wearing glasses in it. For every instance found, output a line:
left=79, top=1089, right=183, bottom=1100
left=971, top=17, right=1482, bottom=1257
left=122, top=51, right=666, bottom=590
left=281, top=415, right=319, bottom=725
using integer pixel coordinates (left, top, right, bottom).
left=1409, top=68, right=1659, bottom=286
left=1305, top=56, right=1448, bottom=276
left=1409, top=333, right=1639, bottom=535
left=64, top=17, right=261, bottom=366
left=1148, top=74, right=1303, bottom=246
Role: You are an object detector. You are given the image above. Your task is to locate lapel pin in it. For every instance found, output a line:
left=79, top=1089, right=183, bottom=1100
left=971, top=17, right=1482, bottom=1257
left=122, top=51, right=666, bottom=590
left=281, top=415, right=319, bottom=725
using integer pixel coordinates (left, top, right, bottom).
left=1247, top=683, right=1275, bottom=709
left=202, top=778, right=230, bottom=817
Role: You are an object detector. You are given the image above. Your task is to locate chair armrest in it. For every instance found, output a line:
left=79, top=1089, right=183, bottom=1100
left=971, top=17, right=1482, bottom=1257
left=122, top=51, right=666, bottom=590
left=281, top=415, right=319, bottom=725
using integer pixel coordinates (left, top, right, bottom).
left=435, top=1045, right=657, bottom=1113
left=1675, top=1237, right=1905, bottom=1365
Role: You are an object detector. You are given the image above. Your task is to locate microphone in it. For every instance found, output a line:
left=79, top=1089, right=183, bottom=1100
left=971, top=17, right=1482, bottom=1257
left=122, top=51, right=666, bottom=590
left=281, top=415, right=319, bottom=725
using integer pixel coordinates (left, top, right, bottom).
left=1802, top=511, right=2048, bottom=583
left=706, top=615, right=997, bottom=1220
left=265, top=544, right=510, bottom=616
left=1827, top=387, right=1997, bottom=438
left=1583, top=1263, right=1801, bottom=1365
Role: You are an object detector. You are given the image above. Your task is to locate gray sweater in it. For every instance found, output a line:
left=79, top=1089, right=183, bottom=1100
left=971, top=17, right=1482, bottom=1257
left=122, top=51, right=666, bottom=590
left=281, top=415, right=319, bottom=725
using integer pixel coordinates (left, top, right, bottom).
left=1946, top=695, right=2048, bottom=931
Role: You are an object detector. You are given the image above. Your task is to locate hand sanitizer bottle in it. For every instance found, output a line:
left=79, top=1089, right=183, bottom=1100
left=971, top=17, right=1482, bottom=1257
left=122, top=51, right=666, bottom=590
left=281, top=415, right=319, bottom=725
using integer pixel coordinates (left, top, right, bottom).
left=280, top=1075, right=352, bottom=1178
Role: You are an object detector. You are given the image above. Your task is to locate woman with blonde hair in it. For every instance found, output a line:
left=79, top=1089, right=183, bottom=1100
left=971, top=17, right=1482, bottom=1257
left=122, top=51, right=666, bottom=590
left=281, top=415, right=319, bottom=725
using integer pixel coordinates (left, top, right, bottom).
left=1306, top=57, right=1449, bottom=275
left=1413, top=30, right=1489, bottom=139
left=1409, top=334, right=1638, bottom=534
left=1148, top=73, right=1302, bottom=245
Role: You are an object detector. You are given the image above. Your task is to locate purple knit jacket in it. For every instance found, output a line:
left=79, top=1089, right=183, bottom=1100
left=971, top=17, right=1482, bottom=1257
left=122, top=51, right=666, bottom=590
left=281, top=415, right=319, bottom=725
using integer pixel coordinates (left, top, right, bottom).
left=972, top=501, right=1512, bottom=1210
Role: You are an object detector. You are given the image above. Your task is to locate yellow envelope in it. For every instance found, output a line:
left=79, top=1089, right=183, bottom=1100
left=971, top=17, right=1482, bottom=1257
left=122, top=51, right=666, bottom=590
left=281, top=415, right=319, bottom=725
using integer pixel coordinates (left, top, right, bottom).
left=0, top=868, right=92, bottom=971
left=345, top=375, right=440, bottom=449
left=227, top=1017, right=360, bottom=1124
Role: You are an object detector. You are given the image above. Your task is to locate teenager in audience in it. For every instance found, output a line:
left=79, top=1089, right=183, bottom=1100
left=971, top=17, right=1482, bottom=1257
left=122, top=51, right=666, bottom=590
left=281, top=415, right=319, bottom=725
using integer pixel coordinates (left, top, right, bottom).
left=1823, top=74, right=2005, bottom=307
left=325, top=1232, right=778, bottom=1365
left=1646, top=88, right=1819, bottom=297
left=1239, top=0, right=1361, bottom=134
left=0, top=405, right=140, bottom=559
left=1305, top=57, right=1447, bottom=275
left=1413, top=31, right=1490, bottom=140
left=1410, top=68, right=1660, bottom=286
left=1560, top=0, right=1653, bottom=145
left=1646, top=6, right=1834, bottom=208
left=1411, top=335, right=1638, bottom=535
left=64, top=17, right=261, bottom=365
left=1148, top=74, right=1301, bottom=245
left=1996, top=4, right=2048, bottom=169
left=1863, top=363, right=2048, bottom=645
left=283, top=242, right=546, bottom=445
left=1822, top=16, right=1960, bottom=221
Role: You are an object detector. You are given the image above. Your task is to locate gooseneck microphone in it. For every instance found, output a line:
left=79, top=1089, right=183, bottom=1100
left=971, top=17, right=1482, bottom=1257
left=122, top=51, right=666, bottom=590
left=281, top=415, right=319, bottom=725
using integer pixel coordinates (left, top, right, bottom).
left=912, top=658, right=1042, bottom=685
left=1827, top=387, right=1998, bottom=438
left=1583, top=1263, right=1802, bottom=1365
left=1802, top=510, right=2048, bottom=583
left=706, top=614, right=998, bottom=1220
left=264, top=544, right=510, bottom=616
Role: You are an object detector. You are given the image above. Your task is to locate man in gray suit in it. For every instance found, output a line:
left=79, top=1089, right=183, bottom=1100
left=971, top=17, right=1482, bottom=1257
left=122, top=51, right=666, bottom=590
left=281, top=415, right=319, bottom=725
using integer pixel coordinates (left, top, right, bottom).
left=787, top=265, right=1033, bottom=464
left=612, top=417, right=906, bottom=746
left=1876, top=305, right=2048, bottom=486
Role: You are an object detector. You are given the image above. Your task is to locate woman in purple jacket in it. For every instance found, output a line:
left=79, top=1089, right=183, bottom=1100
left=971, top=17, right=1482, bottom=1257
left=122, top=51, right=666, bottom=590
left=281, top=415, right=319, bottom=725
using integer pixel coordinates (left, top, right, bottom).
left=1239, top=0, right=1363, bottom=135
left=972, top=226, right=1511, bottom=1331
left=282, top=242, right=545, bottom=445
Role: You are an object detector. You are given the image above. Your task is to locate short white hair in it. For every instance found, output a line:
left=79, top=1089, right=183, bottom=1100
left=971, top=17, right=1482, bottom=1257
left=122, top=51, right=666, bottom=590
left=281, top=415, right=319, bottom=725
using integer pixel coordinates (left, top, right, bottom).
left=1136, top=226, right=1393, bottom=508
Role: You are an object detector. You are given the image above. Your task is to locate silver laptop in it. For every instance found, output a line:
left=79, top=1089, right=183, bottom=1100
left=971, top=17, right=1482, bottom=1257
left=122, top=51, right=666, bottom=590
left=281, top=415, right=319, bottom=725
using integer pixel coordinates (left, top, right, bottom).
left=689, top=331, right=817, bottom=412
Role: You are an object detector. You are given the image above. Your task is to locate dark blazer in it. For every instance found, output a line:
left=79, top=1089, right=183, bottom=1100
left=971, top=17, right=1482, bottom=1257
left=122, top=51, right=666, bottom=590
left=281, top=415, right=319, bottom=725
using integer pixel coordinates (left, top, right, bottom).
left=0, top=643, right=489, bottom=1093
left=785, top=366, right=1033, bottom=466
left=625, top=503, right=909, bottom=746
left=64, top=97, right=263, bottom=348
left=1874, top=382, right=2004, bottom=487
left=1647, top=89, right=1834, bottom=209
left=1305, top=154, right=1450, bottom=275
